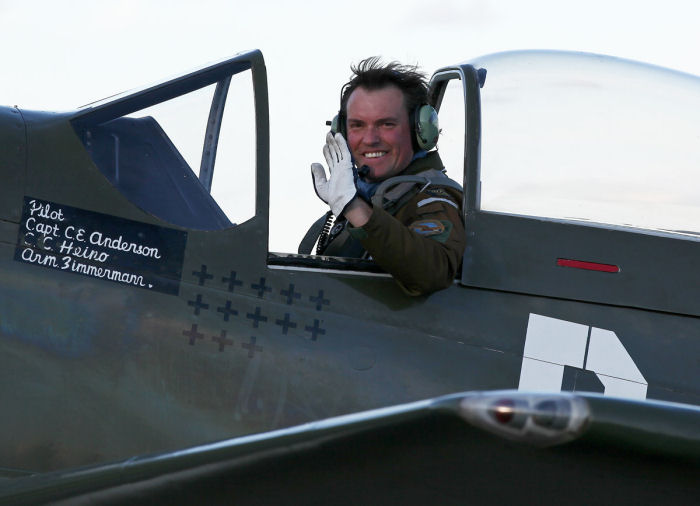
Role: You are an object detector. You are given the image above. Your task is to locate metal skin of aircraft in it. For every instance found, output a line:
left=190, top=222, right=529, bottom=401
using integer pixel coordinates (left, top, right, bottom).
left=0, top=49, right=698, bottom=502
left=1, top=392, right=698, bottom=505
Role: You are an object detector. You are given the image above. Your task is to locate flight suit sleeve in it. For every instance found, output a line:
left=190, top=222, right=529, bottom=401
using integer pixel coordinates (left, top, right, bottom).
left=347, top=191, right=466, bottom=295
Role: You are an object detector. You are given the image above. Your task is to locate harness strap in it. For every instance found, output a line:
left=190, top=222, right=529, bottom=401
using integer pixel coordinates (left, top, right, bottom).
left=371, top=169, right=463, bottom=216
left=298, top=211, right=333, bottom=254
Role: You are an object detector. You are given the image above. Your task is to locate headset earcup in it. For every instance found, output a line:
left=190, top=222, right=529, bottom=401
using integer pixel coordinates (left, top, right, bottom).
left=330, top=112, right=347, bottom=138
left=414, top=104, right=439, bottom=151
left=330, top=114, right=340, bottom=135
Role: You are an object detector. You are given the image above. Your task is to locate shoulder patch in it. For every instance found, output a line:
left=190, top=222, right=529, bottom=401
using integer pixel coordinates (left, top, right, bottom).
left=409, top=219, right=446, bottom=236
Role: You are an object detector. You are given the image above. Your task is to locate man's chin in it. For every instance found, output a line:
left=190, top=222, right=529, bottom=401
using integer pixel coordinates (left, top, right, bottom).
left=361, top=165, right=388, bottom=182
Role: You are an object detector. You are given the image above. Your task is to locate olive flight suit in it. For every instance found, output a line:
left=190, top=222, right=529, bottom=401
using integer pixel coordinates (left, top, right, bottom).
left=320, top=151, right=466, bottom=295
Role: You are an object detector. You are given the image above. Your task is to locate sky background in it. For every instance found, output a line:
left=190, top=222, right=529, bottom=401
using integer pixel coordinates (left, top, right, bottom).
left=1, top=0, right=699, bottom=250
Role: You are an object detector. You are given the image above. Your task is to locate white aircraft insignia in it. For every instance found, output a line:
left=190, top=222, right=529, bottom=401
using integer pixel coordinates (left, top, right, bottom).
left=518, top=314, right=648, bottom=400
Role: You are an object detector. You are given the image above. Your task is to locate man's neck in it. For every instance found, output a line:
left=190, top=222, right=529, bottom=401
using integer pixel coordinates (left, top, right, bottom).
left=402, top=150, right=443, bottom=176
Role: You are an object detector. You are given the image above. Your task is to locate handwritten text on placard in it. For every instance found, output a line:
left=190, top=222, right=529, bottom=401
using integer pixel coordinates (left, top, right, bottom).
left=15, top=197, right=187, bottom=295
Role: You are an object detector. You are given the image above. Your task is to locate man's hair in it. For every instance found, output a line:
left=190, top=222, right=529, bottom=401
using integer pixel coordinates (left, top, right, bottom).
left=340, top=57, right=429, bottom=117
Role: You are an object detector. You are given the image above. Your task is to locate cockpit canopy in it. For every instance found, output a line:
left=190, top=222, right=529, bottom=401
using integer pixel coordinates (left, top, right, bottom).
left=468, top=50, right=700, bottom=237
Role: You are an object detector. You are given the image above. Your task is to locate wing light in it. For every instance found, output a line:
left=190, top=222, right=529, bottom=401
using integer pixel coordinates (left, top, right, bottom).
left=458, top=392, right=590, bottom=446
left=556, top=258, right=620, bottom=273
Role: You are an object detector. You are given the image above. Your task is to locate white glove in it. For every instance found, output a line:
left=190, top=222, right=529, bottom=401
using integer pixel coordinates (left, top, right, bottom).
left=311, top=132, right=357, bottom=217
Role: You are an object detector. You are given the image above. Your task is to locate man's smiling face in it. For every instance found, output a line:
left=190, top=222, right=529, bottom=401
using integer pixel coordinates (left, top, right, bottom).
left=345, top=85, right=414, bottom=182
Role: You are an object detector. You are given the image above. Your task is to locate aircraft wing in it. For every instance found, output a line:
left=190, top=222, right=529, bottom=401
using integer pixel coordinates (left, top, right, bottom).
left=1, top=390, right=698, bottom=505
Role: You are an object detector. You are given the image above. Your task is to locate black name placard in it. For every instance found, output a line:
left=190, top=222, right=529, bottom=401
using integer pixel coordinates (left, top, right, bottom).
left=15, top=197, right=188, bottom=295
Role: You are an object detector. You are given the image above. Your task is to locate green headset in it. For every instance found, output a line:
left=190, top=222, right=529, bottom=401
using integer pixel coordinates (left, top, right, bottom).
left=329, top=102, right=440, bottom=152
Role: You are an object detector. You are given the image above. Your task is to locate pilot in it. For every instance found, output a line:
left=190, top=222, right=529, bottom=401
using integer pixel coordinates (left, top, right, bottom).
left=309, top=57, right=466, bottom=295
